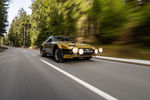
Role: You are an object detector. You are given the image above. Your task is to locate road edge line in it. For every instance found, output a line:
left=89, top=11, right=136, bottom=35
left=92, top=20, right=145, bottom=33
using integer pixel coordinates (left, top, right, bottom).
left=95, top=56, right=150, bottom=66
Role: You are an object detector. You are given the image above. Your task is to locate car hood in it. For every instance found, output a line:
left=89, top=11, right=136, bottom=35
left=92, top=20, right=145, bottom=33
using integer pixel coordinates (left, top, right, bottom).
left=57, top=41, right=94, bottom=49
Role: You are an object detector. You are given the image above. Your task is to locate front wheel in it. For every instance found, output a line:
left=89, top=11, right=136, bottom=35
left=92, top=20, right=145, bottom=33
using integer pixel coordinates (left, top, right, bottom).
left=40, top=48, right=47, bottom=57
left=54, top=49, right=64, bottom=62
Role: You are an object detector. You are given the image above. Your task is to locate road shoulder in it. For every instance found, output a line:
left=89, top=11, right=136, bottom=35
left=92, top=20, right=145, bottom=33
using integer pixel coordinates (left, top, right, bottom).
left=96, top=56, right=150, bottom=66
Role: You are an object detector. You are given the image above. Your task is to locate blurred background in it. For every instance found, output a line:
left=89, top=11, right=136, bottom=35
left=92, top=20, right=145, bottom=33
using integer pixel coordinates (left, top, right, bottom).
left=0, top=0, right=150, bottom=60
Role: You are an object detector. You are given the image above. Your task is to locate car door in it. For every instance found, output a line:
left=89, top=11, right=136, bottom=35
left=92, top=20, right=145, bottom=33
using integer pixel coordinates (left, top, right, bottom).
left=45, top=37, right=52, bottom=54
left=50, top=37, right=57, bottom=54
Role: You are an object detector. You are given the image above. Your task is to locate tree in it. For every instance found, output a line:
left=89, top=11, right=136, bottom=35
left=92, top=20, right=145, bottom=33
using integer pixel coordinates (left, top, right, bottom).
left=88, top=0, right=103, bottom=37
left=130, top=4, right=150, bottom=46
left=8, top=8, right=31, bottom=47
left=0, top=0, right=8, bottom=37
left=31, top=0, right=82, bottom=46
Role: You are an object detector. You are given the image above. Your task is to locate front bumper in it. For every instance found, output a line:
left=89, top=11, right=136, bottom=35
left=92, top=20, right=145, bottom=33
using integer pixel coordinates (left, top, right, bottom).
left=62, top=49, right=96, bottom=59
left=63, top=54, right=95, bottom=59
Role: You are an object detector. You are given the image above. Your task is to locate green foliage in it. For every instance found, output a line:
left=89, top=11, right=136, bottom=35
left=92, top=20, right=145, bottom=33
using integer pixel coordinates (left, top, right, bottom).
left=98, top=0, right=128, bottom=44
left=0, top=0, right=8, bottom=37
left=86, top=0, right=150, bottom=45
left=7, top=0, right=150, bottom=47
left=131, top=4, right=150, bottom=46
left=8, top=8, right=31, bottom=47
left=31, top=0, right=83, bottom=46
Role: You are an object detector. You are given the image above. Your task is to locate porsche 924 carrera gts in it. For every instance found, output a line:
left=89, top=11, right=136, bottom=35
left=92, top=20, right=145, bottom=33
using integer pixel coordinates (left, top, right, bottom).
left=40, top=36, right=103, bottom=62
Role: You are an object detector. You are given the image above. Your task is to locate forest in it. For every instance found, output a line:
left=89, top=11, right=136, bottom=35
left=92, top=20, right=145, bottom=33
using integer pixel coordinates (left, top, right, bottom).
left=2, top=0, right=150, bottom=47
left=0, top=0, right=150, bottom=58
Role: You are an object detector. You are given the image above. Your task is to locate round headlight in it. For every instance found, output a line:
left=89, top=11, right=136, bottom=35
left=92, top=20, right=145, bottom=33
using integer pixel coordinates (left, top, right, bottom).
left=99, top=48, right=103, bottom=53
left=72, top=47, right=78, bottom=54
left=95, top=49, right=98, bottom=54
left=79, top=49, right=84, bottom=55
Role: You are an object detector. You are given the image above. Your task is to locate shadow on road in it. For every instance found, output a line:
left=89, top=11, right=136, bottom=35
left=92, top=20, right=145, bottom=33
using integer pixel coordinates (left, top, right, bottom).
left=0, top=46, right=8, bottom=53
left=39, top=54, right=97, bottom=64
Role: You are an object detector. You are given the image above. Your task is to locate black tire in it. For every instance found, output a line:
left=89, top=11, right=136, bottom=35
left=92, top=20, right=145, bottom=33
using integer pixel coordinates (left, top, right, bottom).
left=40, top=48, right=47, bottom=57
left=54, top=49, right=64, bottom=62
left=84, top=57, right=92, bottom=60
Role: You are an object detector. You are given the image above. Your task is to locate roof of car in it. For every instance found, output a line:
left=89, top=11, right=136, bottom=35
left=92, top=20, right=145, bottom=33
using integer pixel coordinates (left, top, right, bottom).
left=53, top=36, right=69, bottom=38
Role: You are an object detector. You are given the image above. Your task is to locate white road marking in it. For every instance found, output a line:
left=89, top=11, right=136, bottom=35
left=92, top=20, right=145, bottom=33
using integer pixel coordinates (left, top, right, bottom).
left=24, top=51, right=28, bottom=53
left=96, top=56, right=150, bottom=66
left=41, top=59, right=118, bottom=100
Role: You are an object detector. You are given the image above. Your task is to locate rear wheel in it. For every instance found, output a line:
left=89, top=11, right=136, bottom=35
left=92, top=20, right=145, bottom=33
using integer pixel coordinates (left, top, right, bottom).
left=40, top=48, right=47, bottom=57
left=54, top=49, right=64, bottom=62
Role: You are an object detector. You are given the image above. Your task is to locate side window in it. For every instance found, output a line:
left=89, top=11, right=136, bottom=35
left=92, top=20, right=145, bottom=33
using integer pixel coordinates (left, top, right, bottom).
left=47, top=38, right=52, bottom=42
left=53, top=37, right=58, bottom=42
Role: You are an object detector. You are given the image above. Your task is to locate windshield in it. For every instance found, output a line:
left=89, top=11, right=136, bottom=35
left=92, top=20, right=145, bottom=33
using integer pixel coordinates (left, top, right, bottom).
left=53, top=37, right=72, bottom=42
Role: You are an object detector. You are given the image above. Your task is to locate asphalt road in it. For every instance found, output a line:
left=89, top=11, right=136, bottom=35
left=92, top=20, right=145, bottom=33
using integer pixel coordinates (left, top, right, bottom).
left=0, top=48, right=150, bottom=100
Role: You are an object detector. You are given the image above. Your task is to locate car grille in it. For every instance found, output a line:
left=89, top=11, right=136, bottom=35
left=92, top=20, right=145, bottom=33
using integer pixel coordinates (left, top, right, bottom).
left=83, top=48, right=94, bottom=54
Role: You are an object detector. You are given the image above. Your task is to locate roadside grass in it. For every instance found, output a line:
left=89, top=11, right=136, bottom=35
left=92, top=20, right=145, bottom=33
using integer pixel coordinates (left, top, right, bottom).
left=97, top=45, right=150, bottom=60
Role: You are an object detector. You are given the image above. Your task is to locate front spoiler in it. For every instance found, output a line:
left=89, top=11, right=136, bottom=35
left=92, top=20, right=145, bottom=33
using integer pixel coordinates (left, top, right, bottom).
left=63, top=54, right=96, bottom=59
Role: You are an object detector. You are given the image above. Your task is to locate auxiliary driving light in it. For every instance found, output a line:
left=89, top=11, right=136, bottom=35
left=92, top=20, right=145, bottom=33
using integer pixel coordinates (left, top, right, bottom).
left=79, top=49, right=84, bottom=55
left=95, top=49, right=98, bottom=54
left=72, top=47, right=78, bottom=54
left=99, top=48, right=103, bottom=53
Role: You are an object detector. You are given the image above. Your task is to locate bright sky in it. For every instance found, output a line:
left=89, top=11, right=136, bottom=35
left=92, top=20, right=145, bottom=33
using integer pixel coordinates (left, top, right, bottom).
left=8, top=0, right=32, bottom=31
